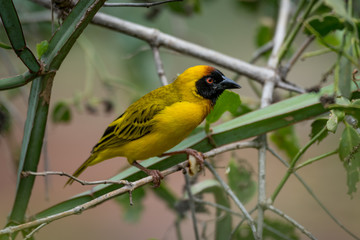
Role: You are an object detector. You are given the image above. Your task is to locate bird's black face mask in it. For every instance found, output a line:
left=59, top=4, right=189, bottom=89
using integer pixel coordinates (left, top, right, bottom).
left=195, top=69, right=241, bottom=105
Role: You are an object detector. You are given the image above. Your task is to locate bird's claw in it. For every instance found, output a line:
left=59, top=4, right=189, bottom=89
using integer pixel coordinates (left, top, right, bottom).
left=148, top=169, right=164, bottom=188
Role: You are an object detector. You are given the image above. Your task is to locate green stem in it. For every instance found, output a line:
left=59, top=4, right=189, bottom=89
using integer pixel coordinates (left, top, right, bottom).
left=271, top=126, right=327, bottom=201
left=295, top=149, right=338, bottom=171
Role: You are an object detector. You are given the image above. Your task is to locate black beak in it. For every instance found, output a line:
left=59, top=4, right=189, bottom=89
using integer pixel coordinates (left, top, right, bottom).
left=219, top=76, right=241, bottom=90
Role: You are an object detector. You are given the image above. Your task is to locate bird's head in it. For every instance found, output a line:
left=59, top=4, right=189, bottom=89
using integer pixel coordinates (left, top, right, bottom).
left=174, top=65, right=241, bottom=104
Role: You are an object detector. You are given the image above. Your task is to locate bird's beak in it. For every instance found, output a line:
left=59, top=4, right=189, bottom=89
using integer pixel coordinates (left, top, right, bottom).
left=220, top=76, right=241, bottom=89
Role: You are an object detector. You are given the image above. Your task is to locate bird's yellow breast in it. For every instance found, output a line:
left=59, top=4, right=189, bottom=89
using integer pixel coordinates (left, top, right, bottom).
left=117, top=100, right=211, bottom=162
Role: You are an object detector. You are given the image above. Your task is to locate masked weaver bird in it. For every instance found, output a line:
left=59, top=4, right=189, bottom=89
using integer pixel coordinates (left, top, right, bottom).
left=66, top=65, right=240, bottom=186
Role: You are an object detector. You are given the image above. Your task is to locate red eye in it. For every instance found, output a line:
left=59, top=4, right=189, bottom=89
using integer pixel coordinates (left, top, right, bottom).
left=206, top=78, right=214, bottom=84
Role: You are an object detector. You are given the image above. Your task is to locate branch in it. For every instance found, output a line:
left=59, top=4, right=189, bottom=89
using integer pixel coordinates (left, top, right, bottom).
left=151, top=45, right=168, bottom=85
left=103, top=0, right=182, bottom=7
left=2, top=140, right=259, bottom=236
left=257, top=0, right=291, bottom=238
left=268, top=205, right=317, bottom=240
left=21, top=171, right=132, bottom=186
left=0, top=161, right=189, bottom=236
left=204, top=161, right=259, bottom=240
left=30, top=0, right=305, bottom=94
left=183, top=169, right=200, bottom=240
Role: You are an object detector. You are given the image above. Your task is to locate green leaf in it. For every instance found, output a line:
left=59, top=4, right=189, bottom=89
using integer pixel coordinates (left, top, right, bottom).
left=270, top=125, right=300, bottom=159
left=227, top=159, right=256, bottom=204
left=0, top=41, right=12, bottom=49
left=310, top=119, right=329, bottom=143
left=206, top=90, right=242, bottom=124
left=36, top=40, right=49, bottom=58
left=324, top=0, right=352, bottom=23
left=255, top=18, right=274, bottom=48
left=304, top=15, right=345, bottom=37
left=351, top=99, right=360, bottom=123
left=114, top=187, right=146, bottom=222
left=339, top=124, right=360, bottom=196
left=52, top=101, right=72, bottom=123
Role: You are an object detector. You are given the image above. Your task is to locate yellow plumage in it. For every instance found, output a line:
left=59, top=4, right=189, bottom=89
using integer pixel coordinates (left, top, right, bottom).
left=66, top=65, right=240, bottom=186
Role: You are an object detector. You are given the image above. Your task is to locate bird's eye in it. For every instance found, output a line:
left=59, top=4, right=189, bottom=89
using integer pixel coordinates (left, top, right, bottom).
left=206, top=78, right=214, bottom=84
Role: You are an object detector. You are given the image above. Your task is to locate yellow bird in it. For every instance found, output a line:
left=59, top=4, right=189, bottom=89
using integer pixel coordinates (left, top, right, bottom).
left=66, top=65, right=240, bottom=186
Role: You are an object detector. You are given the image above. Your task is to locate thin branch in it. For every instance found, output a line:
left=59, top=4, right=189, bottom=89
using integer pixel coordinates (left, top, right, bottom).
left=204, top=140, right=260, bottom=158
left=1, top=161, right=189, bottom=236
left=23, top=223, right=47, bottom=240
left=103, top=0, right=182, bottom=7
left=204, top=161, right=259, bottom=240
left=151, top=45, right=168, bottom=85
left=229, top=206, right=257, bottom=240
left=268, top=205, right=317, bottom=240
left=267, top=147, right=360, bottom=240
left=193, top=197, right=243, bottom=218
left=183, top=169, right=200, bottom=240
left=281, top=35, right=315, bottom=78
left=30, top=0, right=305, bottom=94
left=22, top=171, right=132, bottom=186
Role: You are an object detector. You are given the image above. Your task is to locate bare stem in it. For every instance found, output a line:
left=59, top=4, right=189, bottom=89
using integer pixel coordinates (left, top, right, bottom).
left=1, top=161, right=189, bottom=236
left=204, top=161, right=259, bottom=240
left=103, top=0, right=182, bottom=8
left=151, top=45, right=168, bottom=85
left=183, top=169, right=200, bottom=240
left=22, top=171, right=131, bottom=186
left=268, top=205, right=318, bottom=240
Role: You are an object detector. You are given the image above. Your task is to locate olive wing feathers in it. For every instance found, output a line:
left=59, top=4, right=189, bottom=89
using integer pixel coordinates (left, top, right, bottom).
left=91, top=103, right=165, bottom=153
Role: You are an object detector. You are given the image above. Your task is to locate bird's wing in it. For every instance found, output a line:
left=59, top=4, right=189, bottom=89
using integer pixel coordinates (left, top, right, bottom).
left=92, top=103, right=166, bottom=153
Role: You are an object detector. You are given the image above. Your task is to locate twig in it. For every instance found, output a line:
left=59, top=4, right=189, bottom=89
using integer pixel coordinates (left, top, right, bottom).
left=183, top=168, right=200, bottom=240
left=281, top=35, right=315, bottom=78
left=151, top=45, right=168, bottom=85
left=23, top=223, right=47, bottom=240
left=30, top=0, right=305, bottom=94
left=103, top=0, right=182, bottom=7
left=268, top=205, right=318, bottom=240
left=204, top=161, right=259, bottom=240
left=193, top=197, right=243, bottom=218
left=229, top=206, right=257, bottom=240
left=267, top=147, right=360, bottom=240
left=21, top=171, right=131, bottom=186
left=2, top=161, right=189, bottom=236
left=204, top=140, right=260, bottom=158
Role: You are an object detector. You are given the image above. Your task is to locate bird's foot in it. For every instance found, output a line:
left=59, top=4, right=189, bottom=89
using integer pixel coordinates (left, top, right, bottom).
left=132, top=161, right=164, bottom=187
left=146, top=169, right=164, bottom=188
left=161, top=148, right=205, bottom=175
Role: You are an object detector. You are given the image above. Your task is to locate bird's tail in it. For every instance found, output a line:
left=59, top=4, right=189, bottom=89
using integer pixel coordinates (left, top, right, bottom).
left=64, top=153, right=98, bottom=186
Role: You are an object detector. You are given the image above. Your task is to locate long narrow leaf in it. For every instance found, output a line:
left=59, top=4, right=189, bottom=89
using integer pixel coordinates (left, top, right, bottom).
left=33, top=83, right=357, bottom=220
